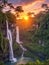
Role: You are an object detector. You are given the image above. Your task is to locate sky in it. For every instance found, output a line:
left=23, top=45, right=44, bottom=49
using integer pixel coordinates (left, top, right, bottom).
left=8, top=0, right=49, bottom=14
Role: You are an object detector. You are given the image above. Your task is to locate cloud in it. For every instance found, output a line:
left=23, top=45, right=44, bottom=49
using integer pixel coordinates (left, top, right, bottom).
left=8, top=0, right=45, bottom=5
left=19, top=0, right=35, bottom=5
left=23, top=0, right=45, bottom=13
left=20, top=0, right=45, bottom=5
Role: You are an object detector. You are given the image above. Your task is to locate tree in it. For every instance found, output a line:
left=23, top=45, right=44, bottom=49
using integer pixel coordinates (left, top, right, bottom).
left=15, top=6, right=24, bottom=12
left=15, top=6, right=24, bottom=18
left=2, top=0, right=8, bottom=4
left=42, top=4, right=49, bottom=11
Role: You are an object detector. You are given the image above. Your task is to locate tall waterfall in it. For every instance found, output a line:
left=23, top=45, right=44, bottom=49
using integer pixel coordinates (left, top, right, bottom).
left=6, top=20, right=17, bottom=63
left=16, top=26, right=27, bottom=57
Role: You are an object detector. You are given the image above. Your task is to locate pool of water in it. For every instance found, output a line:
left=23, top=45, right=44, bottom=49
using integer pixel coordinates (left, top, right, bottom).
left=5, top=57, right=33, bottom=65
left=5, top=62, right=16, bottom=65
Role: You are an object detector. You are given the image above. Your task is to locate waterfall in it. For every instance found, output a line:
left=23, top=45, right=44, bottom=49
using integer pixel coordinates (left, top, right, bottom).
left=6, top=20, right=17, bottom=63
left=20, top=44, right=27, bottom=57
left=19, top=45, right=27, bottom=52
left=16, top=26, right=27, bottom=57
left=21, top=51, right=24, bottom=57
left=16, top=26, right=23, bottom=44
left=16, top=26, right=20, bottom=43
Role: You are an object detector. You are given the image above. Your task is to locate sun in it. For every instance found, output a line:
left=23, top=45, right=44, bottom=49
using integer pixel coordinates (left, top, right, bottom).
left=22, top=14, right=28, bottom=20
left=23, top=15, right=28, bottom=20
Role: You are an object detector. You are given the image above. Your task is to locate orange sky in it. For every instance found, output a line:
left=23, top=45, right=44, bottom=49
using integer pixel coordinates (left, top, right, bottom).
left=10, top=0, right=49, bottom=29
left=12, top=0, right=49, bottom=14
left=19, top=0, right=49, bottom=14
left=8, top=0, right=49, bottom=14
left=23, top=0, right=45, bottom=14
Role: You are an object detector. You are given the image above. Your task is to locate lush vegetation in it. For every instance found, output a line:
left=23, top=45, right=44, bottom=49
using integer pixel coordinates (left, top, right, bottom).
left=0, top=3, right=49, bottom=65
left=22, top=4, right=49, bottom=60
left=20, top=60, right=49, bottom=65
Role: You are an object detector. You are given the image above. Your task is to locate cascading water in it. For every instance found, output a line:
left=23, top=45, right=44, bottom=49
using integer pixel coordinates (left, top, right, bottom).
left=6, top=20, right=17, bottom=63
left=21, top=51, right=24, bottom=57
left=20, top=44, right=27, bottom=57
left=16, top=26, right=22, bottom=44
left=16, top=26, right=27, bottom=57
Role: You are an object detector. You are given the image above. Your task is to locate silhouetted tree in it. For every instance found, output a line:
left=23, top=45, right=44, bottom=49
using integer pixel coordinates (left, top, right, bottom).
left=15, top=6, right=24, bottom=18
left=41, top=4, right=49, bottom=29
left=8, top=3, right=14, bottom=9
left=2, top=0, right=8, bottom=4
left=15, top=6, right=24, bottom=12
left=42, top=4, right=49, bottom=11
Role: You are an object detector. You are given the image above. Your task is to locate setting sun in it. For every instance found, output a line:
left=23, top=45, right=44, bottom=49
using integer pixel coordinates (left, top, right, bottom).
left=19, top=13, right=29, bottom=20
left=23, top=15, right=28, bottom=20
